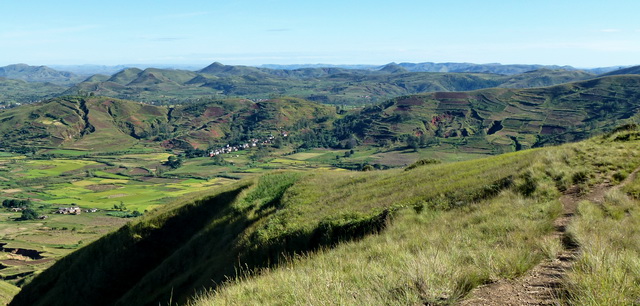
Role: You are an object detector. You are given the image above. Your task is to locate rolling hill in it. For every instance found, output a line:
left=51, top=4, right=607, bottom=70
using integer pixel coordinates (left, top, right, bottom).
left=332, top=75, right=640, bottom=153
left=0, top=95, right=334, bottom=151
left=2, top=74, right=640, bottom=156
left=602, top=64, right=640, bottom=76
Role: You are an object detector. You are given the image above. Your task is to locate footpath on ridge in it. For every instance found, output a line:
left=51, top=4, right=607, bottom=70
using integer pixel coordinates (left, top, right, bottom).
left=459, top=166, right=640, bottom=305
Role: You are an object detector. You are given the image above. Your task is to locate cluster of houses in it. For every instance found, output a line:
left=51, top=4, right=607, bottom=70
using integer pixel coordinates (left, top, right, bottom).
left=208, top=133, right=287, bottom=157
left=55, top=207, right=99, bottom=215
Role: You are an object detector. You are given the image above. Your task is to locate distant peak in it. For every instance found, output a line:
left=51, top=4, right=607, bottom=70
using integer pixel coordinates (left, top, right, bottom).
left=379, top=63, right=408, bottom=73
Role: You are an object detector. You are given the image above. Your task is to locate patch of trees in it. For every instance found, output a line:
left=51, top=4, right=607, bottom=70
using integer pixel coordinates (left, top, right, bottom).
left=2, top=199, right=32, bottom=208
left=184, top=148, right=208, bottom=158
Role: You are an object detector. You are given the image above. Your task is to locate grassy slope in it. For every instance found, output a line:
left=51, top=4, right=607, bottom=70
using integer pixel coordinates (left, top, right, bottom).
left=11, top=128, right=640, bottom=305
left=564, top=131, right=640, bottom=304
left=189, top=129, right=640, bottom=305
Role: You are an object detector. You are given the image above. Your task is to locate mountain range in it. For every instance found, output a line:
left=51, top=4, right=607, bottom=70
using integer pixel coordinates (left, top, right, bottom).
left=65, top=62, right=602, bottom=105
left=1, top=62, right=637, bottom=107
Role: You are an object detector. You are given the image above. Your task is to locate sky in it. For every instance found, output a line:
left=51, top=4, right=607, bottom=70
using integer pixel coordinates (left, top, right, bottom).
left=1, top=0, right=639, bottom=68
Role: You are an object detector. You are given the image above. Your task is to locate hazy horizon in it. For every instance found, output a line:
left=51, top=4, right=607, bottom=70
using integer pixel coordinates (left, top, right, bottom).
left=2, top=0, right=640, bottom=68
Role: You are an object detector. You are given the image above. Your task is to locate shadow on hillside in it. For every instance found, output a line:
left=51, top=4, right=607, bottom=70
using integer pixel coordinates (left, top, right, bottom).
left=11, top=182, right=393, bottom=306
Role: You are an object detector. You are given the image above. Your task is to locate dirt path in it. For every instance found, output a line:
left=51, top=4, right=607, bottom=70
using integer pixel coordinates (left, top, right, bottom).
left=458, top=166, right=640, bottom=306
left=458, top=188, right=590, bottom=305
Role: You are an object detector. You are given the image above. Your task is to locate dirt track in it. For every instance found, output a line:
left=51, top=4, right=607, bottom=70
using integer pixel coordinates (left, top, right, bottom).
left=459, top=167, right=640, bottom=305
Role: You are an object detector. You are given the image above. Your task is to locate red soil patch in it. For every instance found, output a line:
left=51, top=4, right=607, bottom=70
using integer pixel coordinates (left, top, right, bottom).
left=204, top=107, right=225, bottom=117
left=396, top=96, right=424, bottom=106
left=434, top=92, right=469, bottom=99
left=129, top=167, right=149, bottom=175
left=541, top=125, right=567, bottom=135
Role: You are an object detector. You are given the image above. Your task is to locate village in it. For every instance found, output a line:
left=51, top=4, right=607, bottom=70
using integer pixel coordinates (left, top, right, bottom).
left=207, top=132, right=287, bottom=157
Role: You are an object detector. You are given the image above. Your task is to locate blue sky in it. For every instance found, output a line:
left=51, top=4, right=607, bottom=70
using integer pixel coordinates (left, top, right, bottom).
left=1, top=0, right=639, bottom=68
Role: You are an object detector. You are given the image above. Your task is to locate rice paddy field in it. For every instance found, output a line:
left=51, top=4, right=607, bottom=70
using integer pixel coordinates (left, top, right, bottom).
left=0, top=151, right=252, bottom=288
left=0, top=143, right=494, bottom=296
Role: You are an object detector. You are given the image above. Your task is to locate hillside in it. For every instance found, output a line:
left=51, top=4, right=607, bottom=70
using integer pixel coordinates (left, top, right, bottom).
left=3, top=74, right=640, bottom=157
left=0, top=96, right=334, bottom=151
left=602, top=64, right=640, bottom=76
left=0, top=78, right=65, bottom=107
left=65, top=62, right=596, bottom=105
left=0, top=64, right=83, bottom=86
left=10, top=126, right=640, bottom=305
left=333, top=75, right=640, bottom=153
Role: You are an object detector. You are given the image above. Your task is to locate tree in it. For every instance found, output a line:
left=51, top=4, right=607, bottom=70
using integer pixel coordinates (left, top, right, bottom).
left=20, top=208, right=38, bottom=220
left=405, top=135, right=420, bottom=151
left=164, top=155, right=183, bottom=169
left=273, top=137, right=283, bottom=148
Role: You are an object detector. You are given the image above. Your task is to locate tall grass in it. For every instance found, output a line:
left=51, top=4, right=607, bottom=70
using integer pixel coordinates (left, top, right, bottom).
left=565, top=188, right=640, bottom=304
left=191, top=191, right=562, bottom=305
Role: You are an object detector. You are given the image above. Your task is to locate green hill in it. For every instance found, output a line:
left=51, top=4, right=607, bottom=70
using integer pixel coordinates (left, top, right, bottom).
left=333, top=75, right=640, bottom=153
left=10, top=125, right=640, bottom=305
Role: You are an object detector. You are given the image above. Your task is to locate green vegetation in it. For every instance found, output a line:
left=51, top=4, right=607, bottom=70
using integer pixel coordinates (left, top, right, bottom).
left=12, top=127, right=640, bottom=305
left=564, top=162, right=640, bottom=304
left=4, top=75, right=640, bottom=167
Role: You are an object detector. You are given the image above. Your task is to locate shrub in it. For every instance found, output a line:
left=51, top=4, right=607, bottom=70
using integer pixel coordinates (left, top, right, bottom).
left=572, top=170, right=589, bottom=184
left=404, top=158, right=441, bottom=171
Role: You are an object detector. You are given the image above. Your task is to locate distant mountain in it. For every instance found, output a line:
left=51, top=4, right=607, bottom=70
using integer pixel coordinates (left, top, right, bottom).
left=394, top=62, right=576, bottom=75
left=259, top=63, right=378, bottom=70
left=0, top=64, right=83, bottom=85
left=586, top=66, right=631, bottom=75
left=49, top=64, right=204, bottom=76
left=601, top=65, right=640, bottom=76
left=67, top=62, right=598, bottom=105
left=496, top=69, right=594, bottom=88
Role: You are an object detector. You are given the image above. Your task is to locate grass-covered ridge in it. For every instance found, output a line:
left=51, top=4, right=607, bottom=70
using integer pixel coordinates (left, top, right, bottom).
left=9, top=147, right=535, bottom=305
left=188, top=129, right=640, bottom=305
left=10, top=128, right=640, bottom=305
